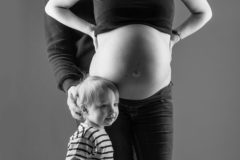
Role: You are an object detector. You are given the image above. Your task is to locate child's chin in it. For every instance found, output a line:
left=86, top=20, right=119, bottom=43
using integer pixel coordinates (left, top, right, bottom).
left=104, top=121, right=113, bottom=126
left=104, top=119, right=115, bottom=126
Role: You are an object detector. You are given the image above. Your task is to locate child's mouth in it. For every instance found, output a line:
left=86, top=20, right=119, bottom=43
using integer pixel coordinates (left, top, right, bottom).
left=105, top=115, right=116, bottom=123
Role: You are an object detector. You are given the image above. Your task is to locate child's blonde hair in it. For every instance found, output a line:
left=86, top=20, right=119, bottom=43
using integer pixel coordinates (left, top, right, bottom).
left=76, top=76, right=119, bottom=113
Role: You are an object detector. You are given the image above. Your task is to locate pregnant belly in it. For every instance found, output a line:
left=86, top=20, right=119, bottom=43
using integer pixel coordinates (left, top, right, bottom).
left=89, top=24, right=172, bottom=99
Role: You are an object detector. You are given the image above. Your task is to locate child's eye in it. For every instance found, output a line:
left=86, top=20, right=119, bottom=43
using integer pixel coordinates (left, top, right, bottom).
left=114, top=103, right=119, bottom=107
left=100, top=104, right=107, bottom=108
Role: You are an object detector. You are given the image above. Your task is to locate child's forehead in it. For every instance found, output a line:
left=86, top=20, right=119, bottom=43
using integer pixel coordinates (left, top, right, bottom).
left=94, top=90, right=118, bottom=103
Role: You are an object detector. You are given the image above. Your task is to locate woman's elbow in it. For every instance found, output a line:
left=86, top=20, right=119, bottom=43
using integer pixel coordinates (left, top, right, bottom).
left=194, top=4, right=213, bottom=23
left=205, top=7, right=213, bottom=22
left=45, top=2, right=52, bottom=16
left=45, top=1, right=60, bottom=17
left=195, top=7, right=212, bottom=24
left=202, top=3, right=213, bottom=23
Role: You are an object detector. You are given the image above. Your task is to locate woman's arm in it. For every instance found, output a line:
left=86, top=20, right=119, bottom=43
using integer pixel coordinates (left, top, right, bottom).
left=45, top=13, right=83, bottom=92
left=174, top=0, right=212, bottom=40
left=45, top=0, right=95, bottom=38
left=44, top=0, right=95, bottom=92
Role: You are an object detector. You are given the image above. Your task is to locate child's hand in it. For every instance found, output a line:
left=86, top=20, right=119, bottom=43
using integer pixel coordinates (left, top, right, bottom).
left=67, top=86, right=83, bottom=121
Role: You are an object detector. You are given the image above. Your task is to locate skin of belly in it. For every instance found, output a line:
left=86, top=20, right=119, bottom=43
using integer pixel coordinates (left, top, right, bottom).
left=89, top=24, right=172, bottom=99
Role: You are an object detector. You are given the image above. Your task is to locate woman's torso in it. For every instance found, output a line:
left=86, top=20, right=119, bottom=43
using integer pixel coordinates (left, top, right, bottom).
left=89, top=0, right=174, bottom=100
left=90, top=25, right=172, bottom=99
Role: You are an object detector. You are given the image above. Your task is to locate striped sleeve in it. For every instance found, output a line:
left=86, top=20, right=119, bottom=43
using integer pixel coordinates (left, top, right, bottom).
left=66, top=135, right=94, bottom=160
left=91, top=129, right=114, bottom=159
left=80, top=126, right=114, bottom=159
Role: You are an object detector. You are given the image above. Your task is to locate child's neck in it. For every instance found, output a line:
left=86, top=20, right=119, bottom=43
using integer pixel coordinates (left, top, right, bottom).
left=83, top=120, right=104, bottom=130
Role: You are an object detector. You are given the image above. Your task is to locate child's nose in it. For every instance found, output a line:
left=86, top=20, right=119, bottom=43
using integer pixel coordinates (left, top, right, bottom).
left=108, top=105, right=115, bottom=113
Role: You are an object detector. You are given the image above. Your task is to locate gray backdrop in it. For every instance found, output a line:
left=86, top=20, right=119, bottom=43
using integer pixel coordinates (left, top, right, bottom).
left=0, top=0, right=239, bottom=160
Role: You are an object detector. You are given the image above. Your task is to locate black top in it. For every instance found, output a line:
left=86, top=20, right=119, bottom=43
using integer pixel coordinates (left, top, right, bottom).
left=94, top=0, right=175, bottom=35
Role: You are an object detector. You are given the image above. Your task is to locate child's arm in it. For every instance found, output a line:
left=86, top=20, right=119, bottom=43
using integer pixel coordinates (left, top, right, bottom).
left=66, top=136, right=93, bottom=160
left=45, top=0, right=95, bottom=38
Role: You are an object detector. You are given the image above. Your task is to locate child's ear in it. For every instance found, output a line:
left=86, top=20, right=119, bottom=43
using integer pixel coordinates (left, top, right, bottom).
left=82, top=105, right=88, bottom=114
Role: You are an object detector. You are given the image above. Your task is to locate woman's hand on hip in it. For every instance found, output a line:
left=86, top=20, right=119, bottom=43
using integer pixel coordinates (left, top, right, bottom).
left=89, top=27, right=98, bottom=50
left=67, top=85, right=82, bottom=120
left=170, top=34, right=181, bottom=49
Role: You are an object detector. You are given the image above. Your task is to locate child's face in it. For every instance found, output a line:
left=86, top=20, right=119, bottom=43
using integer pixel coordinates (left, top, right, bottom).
left=85, top=90, right=119, bottom=128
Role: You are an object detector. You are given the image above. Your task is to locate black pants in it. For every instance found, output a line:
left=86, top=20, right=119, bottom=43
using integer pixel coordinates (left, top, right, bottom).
left=105, top=82, right=173, bottom=160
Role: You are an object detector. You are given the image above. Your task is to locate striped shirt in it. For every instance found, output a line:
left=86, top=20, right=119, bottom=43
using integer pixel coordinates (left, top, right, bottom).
left=66, top=123, right=114, bottom=160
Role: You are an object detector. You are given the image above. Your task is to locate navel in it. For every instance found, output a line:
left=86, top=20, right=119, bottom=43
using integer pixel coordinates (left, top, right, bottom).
left=132, top=70, right=141, bottom=77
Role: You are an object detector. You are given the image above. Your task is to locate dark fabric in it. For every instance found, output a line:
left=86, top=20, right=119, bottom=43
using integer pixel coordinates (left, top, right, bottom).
left=44, top=0, right=96, bottom=92
left=105, top=82, right=173, bottom=160
left=93, top=0, right=175, bottom=35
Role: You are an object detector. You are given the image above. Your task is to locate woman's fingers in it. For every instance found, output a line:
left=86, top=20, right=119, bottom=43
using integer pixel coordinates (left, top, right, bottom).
left=94, top=37, right=98, bottom=50
left=68, top=96, right=80, bottom=119
left=67, top=86, right=82, bottom=120
left=90, top=29, right=98, bottom=50
left=92, top=35, right=98, bottom=50
left=68, top=86, right=78, bottom=98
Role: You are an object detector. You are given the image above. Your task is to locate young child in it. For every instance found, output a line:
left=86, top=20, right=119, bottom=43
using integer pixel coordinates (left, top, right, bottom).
left=66, top=76, right=119, bottom=160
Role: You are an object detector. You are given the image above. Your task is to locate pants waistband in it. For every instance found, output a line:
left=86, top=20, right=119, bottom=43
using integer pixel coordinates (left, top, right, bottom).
left=120, top=81, right=173, bottom=105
